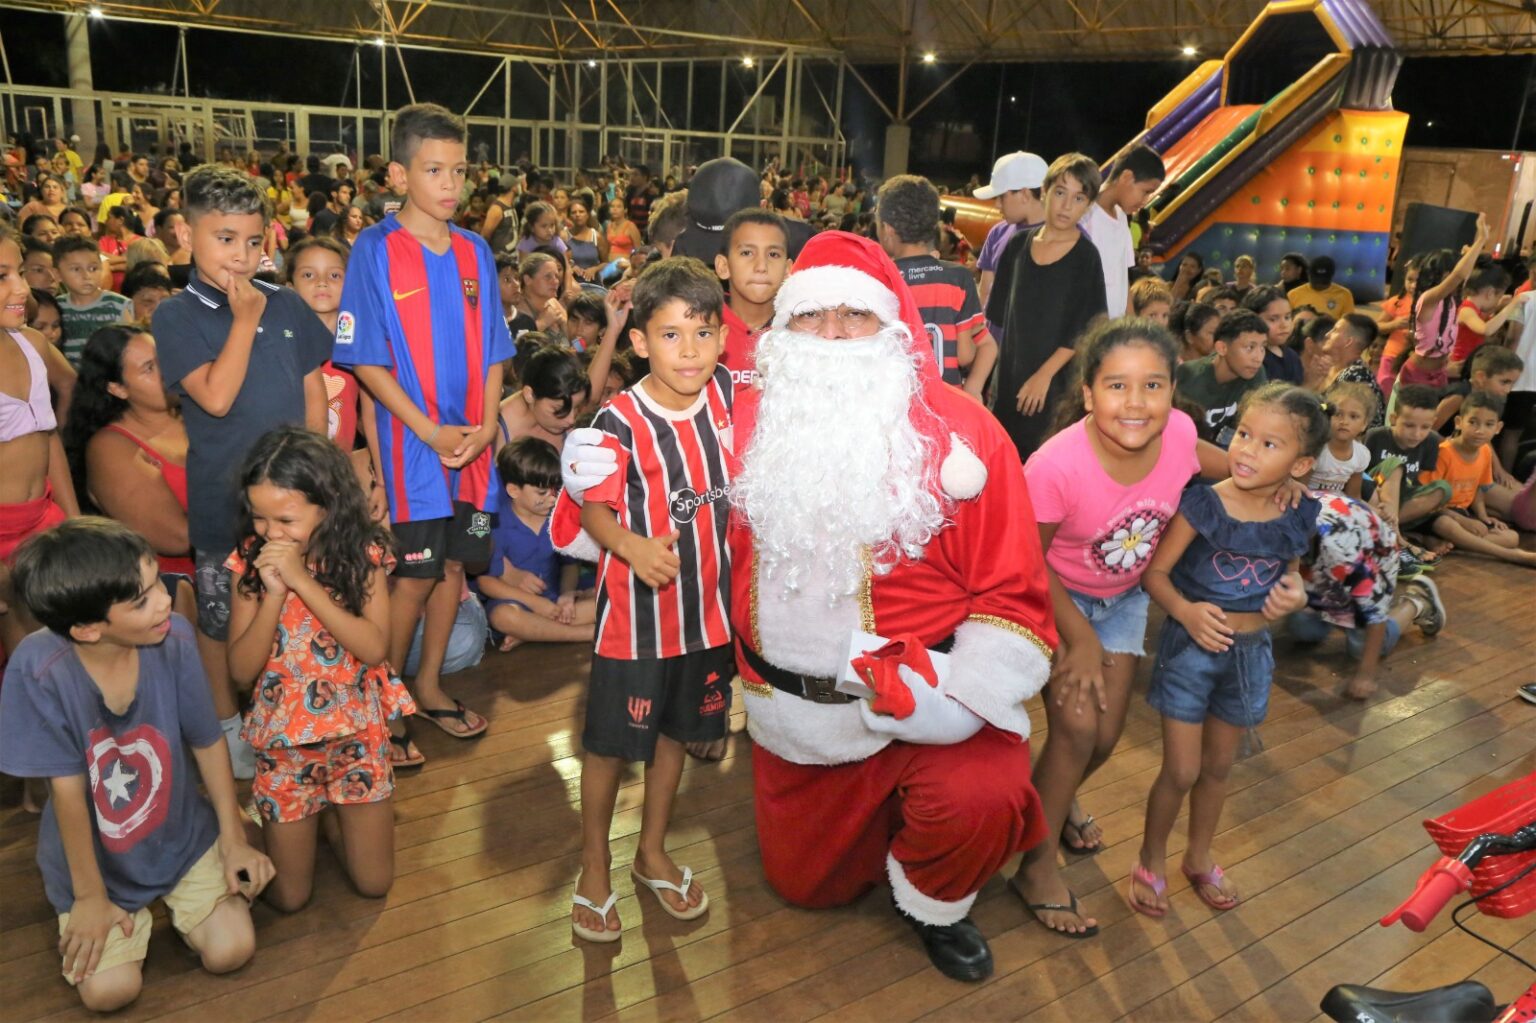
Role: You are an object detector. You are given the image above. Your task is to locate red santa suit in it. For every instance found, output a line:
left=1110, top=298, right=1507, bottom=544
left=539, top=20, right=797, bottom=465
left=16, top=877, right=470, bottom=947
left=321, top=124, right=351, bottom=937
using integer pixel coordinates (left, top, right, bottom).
left=728, top=234, right=1057, bottom=925
left=552, top=233, right=1057, bottom=927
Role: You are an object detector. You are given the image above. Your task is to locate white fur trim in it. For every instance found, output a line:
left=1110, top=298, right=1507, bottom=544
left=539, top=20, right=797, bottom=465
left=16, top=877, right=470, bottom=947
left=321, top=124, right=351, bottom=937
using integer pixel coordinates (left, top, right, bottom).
left=887, top=852, right=976, bottom=926
left=939, top=433, right=988, bottom=501
left=553, top=526, right=602, bottom=563
left=743, top=687, right=891, bottom=766
left=944, top=618, right=1052, bottom=740
left=771, top=265, right=902, bottom=330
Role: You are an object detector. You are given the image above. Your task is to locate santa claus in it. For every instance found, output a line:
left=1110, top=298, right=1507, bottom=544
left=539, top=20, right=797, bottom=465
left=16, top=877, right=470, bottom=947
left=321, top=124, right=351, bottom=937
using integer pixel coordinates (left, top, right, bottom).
left=563, top=232, right=1057, bottom=981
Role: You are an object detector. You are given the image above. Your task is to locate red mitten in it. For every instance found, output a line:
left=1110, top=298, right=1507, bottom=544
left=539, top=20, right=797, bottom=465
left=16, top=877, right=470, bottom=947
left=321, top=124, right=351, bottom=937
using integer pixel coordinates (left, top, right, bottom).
left=849, top=635, right=939, bottom=719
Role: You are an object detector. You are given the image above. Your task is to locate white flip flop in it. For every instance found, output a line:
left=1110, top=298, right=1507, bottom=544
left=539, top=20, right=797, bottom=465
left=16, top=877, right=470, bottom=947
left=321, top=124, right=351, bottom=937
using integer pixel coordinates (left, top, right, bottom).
left=571, top=888, right=621, bottom=943
left=631, top=866, right=709, bottom=921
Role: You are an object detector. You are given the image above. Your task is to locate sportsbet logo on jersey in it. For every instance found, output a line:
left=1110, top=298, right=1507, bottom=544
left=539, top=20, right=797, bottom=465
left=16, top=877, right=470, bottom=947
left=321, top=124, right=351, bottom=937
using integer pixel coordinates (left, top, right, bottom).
left=669, top=483, right=730, bottom=524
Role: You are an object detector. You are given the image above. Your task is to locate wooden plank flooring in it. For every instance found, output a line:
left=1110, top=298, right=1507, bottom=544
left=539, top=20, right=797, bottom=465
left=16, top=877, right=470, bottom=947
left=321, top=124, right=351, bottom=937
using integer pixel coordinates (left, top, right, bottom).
left=2, top=555, right=1534, bottom=1022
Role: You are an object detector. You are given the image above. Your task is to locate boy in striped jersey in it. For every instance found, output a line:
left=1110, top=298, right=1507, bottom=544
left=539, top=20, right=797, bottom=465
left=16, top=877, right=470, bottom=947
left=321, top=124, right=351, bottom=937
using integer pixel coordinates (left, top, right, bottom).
left=570, top=257, right=734, bottom=942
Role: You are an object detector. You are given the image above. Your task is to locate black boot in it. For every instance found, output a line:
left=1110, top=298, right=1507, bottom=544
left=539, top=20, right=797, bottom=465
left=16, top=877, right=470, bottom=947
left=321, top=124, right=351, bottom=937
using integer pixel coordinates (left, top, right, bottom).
left=892, top=898, right=994, bottom=982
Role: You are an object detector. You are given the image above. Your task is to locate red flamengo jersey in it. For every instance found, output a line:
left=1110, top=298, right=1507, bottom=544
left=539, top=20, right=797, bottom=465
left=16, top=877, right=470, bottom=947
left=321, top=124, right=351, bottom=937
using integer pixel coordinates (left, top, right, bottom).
left=586, top=367, right=734, bottom=660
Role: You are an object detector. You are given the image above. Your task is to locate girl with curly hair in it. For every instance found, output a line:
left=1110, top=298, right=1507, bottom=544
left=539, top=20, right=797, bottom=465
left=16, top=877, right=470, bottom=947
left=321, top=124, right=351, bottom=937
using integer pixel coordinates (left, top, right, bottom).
left=225, top=426, right=413, bottom=912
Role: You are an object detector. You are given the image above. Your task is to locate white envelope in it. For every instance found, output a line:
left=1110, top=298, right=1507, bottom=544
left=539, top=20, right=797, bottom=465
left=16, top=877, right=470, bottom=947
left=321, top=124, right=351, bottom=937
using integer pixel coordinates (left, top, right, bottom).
left=836, top=630, right=952, bottom=700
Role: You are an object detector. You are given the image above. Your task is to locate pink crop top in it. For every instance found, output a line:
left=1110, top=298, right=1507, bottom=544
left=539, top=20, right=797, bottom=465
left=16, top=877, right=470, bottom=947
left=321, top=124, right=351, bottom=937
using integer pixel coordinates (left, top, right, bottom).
left=1412, top=296, right=1457, bottom=358
left=0, top=329, right=56, bottom=442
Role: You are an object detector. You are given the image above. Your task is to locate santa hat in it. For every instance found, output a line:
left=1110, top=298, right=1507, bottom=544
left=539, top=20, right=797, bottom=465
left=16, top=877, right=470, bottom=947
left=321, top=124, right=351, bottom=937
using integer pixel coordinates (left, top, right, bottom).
left=769, top=231, right=988, bottom=501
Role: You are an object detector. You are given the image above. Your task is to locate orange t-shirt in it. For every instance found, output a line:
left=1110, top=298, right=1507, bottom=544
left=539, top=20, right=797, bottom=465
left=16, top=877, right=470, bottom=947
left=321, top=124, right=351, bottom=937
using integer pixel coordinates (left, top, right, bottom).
left=1432, top=440, right=1493, bottom=510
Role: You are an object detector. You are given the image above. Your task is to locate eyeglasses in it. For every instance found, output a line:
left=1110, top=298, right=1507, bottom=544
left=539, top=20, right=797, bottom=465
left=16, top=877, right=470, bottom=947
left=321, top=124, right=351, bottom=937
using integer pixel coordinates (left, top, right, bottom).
left=787, top=305, right=877, bottom=333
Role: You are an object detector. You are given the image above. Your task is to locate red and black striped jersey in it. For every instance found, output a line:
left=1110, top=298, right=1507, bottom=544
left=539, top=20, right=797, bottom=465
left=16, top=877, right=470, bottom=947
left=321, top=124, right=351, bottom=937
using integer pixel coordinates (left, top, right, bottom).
left=586, top=366, right=735, bottom=660
left=893, top=255, right=985, bottom=386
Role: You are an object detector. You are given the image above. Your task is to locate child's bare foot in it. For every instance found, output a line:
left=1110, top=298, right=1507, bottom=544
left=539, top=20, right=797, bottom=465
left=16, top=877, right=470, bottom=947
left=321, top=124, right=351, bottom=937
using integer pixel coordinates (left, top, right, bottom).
left=632, top=848, right=706, bottom=915
left=685, top=737, right=727, bottom=761
left=1009, top=860, right=1098, bottom=936
left=495, top=634, right=523, bottom=653
left=572, top=866, right=621, bottom=937
left=21, top=778, right=44, bottom=814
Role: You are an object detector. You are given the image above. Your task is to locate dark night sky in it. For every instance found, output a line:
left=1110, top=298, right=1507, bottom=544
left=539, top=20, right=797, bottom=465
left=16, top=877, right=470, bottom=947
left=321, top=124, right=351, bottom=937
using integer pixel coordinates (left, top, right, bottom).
left=2, top=7, right=1531, bottom=180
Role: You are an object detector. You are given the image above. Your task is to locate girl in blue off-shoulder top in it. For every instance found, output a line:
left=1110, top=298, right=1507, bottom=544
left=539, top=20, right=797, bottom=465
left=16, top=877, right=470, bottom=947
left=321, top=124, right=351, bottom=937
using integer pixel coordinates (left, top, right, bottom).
left=1129, top=383, right=1325, bottom=920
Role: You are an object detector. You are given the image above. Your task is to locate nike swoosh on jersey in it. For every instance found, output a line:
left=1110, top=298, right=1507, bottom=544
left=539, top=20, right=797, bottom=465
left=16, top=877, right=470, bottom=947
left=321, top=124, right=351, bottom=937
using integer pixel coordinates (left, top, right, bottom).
left=393, top=287, right=425, bottom=301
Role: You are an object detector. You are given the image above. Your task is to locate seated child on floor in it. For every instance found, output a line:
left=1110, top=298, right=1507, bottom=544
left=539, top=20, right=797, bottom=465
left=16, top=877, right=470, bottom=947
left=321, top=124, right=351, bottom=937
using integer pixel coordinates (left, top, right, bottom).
left=1427, top=391, right=1536, bottom=567
left=474, top=436, right=594, bottom=650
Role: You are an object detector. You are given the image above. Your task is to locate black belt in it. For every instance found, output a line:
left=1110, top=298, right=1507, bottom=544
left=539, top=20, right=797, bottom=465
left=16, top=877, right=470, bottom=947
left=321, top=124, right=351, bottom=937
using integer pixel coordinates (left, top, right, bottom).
left=739, top=633, right=956, bottom=705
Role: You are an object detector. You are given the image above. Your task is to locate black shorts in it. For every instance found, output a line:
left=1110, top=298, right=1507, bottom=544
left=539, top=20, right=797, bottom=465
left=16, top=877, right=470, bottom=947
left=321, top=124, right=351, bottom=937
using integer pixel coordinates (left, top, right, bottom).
left=582, top=645, right=733, bottom=763
left=392, top=501, right=494, bottom=579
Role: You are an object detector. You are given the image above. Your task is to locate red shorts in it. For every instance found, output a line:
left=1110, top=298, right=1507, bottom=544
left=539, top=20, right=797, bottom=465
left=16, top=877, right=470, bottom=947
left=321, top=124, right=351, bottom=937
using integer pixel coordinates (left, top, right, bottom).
left=0, top=487, right=67, bottom=565
left=252, top=732, right=394, bottom=823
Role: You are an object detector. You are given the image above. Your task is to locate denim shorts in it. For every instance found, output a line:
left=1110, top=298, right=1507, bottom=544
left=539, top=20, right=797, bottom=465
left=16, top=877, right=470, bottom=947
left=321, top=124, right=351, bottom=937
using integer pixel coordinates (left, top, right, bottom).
left=1066, top=585, right=1151, bottom=657
left=1287, top=609, right=1401, bottom=660
left=1147, top=618, right=1274, bottom=729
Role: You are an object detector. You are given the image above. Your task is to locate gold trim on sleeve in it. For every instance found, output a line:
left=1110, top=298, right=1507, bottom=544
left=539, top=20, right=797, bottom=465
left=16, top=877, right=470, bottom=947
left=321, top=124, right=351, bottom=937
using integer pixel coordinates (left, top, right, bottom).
left=859, top=548, right=875, bottom=633
left=965, top=614, right=1055, bottom=661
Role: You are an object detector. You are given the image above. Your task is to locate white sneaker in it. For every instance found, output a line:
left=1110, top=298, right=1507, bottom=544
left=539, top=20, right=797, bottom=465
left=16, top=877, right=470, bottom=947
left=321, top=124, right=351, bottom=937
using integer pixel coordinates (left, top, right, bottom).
left=221, top=714, right=257, bottom=780
left=1406, top=577, right=1445, bottom=637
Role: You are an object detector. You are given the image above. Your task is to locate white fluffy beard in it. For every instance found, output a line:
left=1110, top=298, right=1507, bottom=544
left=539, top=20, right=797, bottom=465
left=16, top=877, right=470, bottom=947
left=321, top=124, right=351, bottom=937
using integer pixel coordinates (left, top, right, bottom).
left=733, top=324, right=947, bottom=600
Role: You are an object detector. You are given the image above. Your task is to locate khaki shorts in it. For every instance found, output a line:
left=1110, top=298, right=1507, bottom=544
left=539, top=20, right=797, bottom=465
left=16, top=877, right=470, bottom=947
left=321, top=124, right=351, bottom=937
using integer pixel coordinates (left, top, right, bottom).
left=58, top=842, right=232, bottom=985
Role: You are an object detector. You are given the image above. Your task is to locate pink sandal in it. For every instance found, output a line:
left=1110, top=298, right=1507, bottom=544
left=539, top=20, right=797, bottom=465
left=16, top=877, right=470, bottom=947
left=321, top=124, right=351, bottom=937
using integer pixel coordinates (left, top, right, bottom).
left=1183, top=863, right=1239, bottom=911
left=1126, top=862, right=1168, bottom=918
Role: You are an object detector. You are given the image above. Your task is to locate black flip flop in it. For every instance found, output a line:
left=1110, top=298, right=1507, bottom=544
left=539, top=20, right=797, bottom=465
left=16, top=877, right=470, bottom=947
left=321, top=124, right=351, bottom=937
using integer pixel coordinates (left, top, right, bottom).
left=420, top=700, right=488, bottom=739
left=1061, top=814, right=1104, bottom=855
left=1012, top=881, right=1100, bottom=940
left=387, top=733, right=426, bottom=768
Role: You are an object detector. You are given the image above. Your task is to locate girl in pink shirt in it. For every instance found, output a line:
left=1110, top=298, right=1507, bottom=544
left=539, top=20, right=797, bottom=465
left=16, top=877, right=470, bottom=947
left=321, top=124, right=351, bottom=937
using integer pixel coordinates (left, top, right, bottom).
left=1010, top=320, right=1203, bottom=939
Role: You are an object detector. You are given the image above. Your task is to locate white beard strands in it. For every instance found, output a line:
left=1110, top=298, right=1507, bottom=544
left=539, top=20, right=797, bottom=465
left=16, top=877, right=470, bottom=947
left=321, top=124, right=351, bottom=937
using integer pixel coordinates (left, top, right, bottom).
left=733, top=324, right=948, bottom=601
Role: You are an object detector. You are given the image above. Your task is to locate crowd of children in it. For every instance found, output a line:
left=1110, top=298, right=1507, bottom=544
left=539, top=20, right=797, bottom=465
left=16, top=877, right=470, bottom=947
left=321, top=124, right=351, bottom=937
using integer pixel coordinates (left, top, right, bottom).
left=1, top=101, right=1534, bottom=1010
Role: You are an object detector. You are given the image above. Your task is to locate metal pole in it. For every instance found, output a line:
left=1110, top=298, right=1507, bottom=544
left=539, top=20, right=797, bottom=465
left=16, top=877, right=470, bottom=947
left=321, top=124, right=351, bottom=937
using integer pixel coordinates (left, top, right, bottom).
left=179, top=27, right=190, bottom=98
left=834, top=59, right=845, bottom=180
left=780, top=50, right=793, bottom=176
left=1513, top=54, right=1536, bottom=151
left=0, top=28, right=16, bottom=134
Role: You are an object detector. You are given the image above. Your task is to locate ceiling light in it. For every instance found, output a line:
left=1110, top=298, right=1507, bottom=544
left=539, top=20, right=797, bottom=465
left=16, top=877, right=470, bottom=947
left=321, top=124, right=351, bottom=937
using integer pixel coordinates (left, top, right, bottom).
left=742, top=56, right=754, bottom=68
left=586, top=59, right=597, bottom=67
left=88, top=5, right=104, bottom=16
left=1181, top=45, right=1197, bottom=56
left=372, top=36, right=386, bottom=46
left=921, top=52, right=936, bottom=64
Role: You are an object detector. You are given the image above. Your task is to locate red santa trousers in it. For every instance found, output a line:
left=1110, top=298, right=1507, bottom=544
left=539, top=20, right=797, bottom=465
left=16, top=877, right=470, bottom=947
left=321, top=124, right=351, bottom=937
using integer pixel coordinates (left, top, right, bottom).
left=752, top=726, right=1046, bottom=919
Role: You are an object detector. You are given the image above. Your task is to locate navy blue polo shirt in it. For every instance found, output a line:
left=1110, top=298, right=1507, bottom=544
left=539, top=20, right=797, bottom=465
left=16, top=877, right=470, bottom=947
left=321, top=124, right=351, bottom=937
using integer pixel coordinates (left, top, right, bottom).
left=153, top=269, right=332, bottom=557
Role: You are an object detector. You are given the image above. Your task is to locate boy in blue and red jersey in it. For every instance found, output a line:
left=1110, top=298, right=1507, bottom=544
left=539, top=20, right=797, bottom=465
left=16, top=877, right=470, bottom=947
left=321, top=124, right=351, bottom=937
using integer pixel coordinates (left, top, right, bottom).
left=332, top=103, right=514, bottom=763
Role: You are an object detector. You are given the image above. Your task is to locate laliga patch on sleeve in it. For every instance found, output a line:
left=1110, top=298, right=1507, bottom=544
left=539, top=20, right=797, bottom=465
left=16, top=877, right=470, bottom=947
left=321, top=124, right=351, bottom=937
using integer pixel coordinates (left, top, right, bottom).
left=335, top=311, right=355, bottom=345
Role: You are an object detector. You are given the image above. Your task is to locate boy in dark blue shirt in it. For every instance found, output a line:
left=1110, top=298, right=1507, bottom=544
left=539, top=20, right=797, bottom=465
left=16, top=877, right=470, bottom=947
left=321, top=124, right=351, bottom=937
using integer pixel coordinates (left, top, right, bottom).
left=153, top=163, right=332, bottom=778
left=0, top=519, right=272, bottom=1012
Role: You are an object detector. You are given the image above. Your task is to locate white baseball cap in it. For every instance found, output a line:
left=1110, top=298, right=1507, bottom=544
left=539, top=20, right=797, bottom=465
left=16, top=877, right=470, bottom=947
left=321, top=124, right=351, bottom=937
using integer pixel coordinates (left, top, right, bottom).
left=974, top=151, right=1049, bottom=199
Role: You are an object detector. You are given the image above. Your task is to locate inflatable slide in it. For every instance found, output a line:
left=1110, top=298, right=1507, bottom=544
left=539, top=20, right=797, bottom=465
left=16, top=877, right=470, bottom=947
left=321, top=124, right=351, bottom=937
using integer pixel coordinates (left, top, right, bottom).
left=950, top=0, right=1409, bottom=303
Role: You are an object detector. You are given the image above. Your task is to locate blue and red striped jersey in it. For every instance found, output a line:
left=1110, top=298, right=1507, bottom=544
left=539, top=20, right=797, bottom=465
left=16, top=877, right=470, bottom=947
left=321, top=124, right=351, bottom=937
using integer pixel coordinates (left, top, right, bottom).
left=586, top=367, right=735, bottom=660
left=331, top=217, right=515, bottom=523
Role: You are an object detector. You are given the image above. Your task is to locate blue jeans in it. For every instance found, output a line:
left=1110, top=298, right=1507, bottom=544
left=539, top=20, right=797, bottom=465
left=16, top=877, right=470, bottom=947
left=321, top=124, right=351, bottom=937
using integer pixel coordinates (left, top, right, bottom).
left=1065, top=586, right=1151, bottom=656
left=1148, top=619, right=1273, bottom=729
left=403, top=596, right=489, bottom=676
left=1287, top=610, right=1401, bottom=659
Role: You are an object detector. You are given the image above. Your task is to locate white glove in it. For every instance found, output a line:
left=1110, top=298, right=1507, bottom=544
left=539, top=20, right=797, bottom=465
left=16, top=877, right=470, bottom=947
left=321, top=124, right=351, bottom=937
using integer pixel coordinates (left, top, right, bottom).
left=858, top=665, right=985, bottom=745
left=560, top=427, right=618, bottom=505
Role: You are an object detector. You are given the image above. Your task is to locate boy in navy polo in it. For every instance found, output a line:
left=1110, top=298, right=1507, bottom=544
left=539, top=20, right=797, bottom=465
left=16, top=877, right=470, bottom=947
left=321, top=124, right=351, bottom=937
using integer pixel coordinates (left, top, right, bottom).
left=332, top=103, right=514, bottom=762
left=153, top=164, right=332, bottom=778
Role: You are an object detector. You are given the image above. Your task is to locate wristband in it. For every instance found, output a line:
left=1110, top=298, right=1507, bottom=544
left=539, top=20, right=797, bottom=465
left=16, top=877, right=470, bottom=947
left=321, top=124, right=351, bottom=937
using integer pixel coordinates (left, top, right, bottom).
left=427, top=424, right=441, bottom=444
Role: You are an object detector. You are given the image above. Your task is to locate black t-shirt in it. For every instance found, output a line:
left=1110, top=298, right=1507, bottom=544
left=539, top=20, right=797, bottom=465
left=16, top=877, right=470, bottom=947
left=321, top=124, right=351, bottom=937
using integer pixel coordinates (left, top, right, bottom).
left=297, top=172, right=335, bottom=198
left=310, top=207, right=340, bottom=235
left=985, top=227, right=1107, bottom=458
left=1364, top=425, right=1442, bottom=500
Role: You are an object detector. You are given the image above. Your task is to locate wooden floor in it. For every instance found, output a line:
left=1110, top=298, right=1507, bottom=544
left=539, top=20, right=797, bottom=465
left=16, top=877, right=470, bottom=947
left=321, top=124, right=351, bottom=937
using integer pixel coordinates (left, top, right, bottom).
left=3, top=557, right=1535, bottom=1022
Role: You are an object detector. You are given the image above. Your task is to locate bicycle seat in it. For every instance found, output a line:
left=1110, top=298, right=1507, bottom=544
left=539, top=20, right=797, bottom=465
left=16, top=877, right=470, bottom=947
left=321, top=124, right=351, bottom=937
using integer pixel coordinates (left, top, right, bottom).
left=1320, top=981, right=1497, bottom=1023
